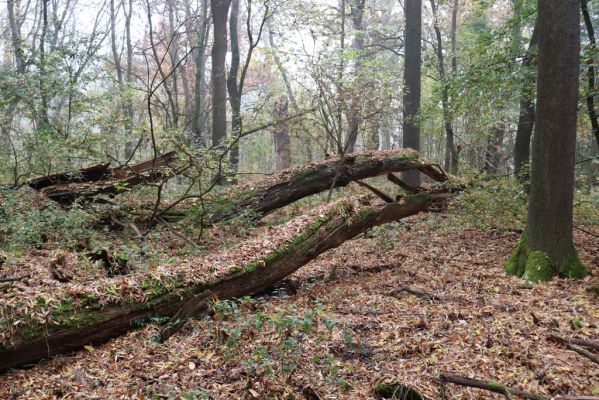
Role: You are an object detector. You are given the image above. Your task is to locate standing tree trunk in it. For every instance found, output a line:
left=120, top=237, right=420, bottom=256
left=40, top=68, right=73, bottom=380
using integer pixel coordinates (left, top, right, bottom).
left=482, top=125, right=504, bottom=174
left=402, top=0, right=422, bottom=185
left=191, top=0, right=209, bottom=145
left=211, top=0, right=231, bottom=148
left=513, top=23, right=539, bottom=180
left=344, top=0, right=366, bottom=154
left=430, top=0, right=458, bottom=175
left=505, top=0, right=587, bottom=281
left=273, top=95, right=291, bottom=171
left=124, top=0, right=135, bottom=158
left=581, top=0, right=599, bottom=148
left=226, top=0, right=241, bottom=170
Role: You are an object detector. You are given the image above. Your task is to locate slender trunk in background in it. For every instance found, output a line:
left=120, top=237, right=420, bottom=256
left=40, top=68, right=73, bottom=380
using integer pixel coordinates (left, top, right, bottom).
left=581, top=0, right=599, bottom=147
left=505, top=0, right=587, bottom=281
left=482, top=125, right=504, bottom=174
left=7, top=0, right=25, bottom=74
left=210, top=0, right=232, bottom=148
left=226, top=0, right=241, bottom=170
left=124, top=0, right=135, bottom=158
left=39, top=0, right=50, bottom=131
left=267, top=22, right=313, bottom=161
left=430, top=0, right=457, bottom=175
left=367, top=120, right=380, bottom=150
left=273, top=96, right=291, bottom=171
left=167, top=0, right=180, bottom=128
left=402, top=0, right=422, bottom=185
left=513, top=23, right=539, bottom=179
left=191, top=0, right=209, bottom=145
left=345, top=0, right=365, bottom=154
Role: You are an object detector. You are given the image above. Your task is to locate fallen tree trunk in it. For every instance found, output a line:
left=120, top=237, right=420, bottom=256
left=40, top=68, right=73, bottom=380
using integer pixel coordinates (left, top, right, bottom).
left=206, top=149, right=447, bottom=224
left=0, top=194, right=445, bottom=372
left=28, top=152, right=177, bottom=204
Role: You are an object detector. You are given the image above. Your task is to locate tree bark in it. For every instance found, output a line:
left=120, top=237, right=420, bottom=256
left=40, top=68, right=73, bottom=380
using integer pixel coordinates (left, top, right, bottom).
left=513, top=23, right=539, bottom=180
left=0, top=195, right=446, bottom=373
left=211, top=0, right=232, bottom=148
left=208, top=149, right=447, bottom=224
left=273, top=95, right=292, bottom=171
left=191, top=0, right=209, bottom=145
left=402, top=0, right=422, bottom=185
left=505, top=0, right=587, bottom=281
left=226, top=0, right=241, bottom=169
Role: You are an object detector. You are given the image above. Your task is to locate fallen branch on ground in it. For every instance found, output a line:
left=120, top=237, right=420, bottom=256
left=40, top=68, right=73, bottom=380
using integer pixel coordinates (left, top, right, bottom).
left=549, top=334, right=599, bottom=365
left=28, top=151, right=177, bottom=204
left=439, top=372, right=599, bottom=400
left=390, top=284, right=467, bottom=303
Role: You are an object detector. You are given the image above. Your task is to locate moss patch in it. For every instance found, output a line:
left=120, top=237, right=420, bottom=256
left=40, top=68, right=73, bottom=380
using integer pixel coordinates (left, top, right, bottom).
left=505, top=233, right=587, bottom=282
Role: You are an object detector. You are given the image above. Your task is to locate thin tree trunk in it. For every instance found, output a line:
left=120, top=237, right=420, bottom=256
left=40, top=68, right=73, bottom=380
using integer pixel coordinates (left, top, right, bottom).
left=430, top=0, right=457, bottom=175
left=124, top=0, right=135, bottom=158
left=273, top=95, right=291, bottom=171
left=581, top=0, right=599, bottom=147
left=210, top=0, right=231, bottom=148
left=191, top=0, right=209, bottom=145
left=506, top=0, right=587, bottom=281
left=226, top=0, right=241, bottom=170
left=513, top=22, right=539, bottom=179
left=345, top=0, right=365, bottom=154
left=402, top=0, right=422, bottom=185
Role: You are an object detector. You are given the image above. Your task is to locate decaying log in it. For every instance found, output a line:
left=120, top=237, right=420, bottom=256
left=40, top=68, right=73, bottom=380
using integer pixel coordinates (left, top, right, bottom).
left=549, top=334, right=599, bottom=365
left=207, top=149, right=448, bottom=224
left=439, top=372, right=599, bottom=400
left=0, top=194, right=445, bottom=372
left=28, top=152, right=177, bottom=204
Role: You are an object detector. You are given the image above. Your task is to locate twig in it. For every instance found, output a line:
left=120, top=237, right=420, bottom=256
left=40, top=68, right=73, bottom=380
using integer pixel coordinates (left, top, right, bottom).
left=389, top=284, right=468, bottom=303
left=155, top=217, right=202, bottom=250
left=439, top=372, right=599, bottom=400
left=574, top=225, right=599, bottom=238
left=549, top=335, right=599, bottom=365
left=0, top=274, right=30, bottom=283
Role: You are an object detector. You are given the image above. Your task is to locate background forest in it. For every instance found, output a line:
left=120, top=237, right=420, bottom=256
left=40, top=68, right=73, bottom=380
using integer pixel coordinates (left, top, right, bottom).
left=0, top=0, right=596, bottom=183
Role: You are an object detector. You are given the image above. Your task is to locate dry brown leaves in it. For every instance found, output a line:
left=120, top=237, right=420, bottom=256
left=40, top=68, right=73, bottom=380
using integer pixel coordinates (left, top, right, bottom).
left=0, top=211, right=597, bottom=399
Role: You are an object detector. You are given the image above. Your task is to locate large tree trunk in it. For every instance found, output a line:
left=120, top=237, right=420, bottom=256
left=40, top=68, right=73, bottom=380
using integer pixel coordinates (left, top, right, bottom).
left=482, top=125, right=505, bottom=174
left=505, top=0, right=587, bottom=281
left=273, top=95, right=292, bottom=171
left=226, top=0, right=241, bottom=169
left=208, top=149, right=447, bottom=224
left=513, top=23, right=539, bottom=180
left=402, top=0, right=422, bottom=185
left=0, top=194, right=447, bottom=373
left=211, top=0, right=232, bottom=148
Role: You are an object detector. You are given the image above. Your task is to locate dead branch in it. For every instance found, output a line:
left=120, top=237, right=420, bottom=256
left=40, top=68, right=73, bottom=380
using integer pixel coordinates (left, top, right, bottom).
left=439, top=372, right=599, bottom=400
left=549, top=334, right=599, bottom=364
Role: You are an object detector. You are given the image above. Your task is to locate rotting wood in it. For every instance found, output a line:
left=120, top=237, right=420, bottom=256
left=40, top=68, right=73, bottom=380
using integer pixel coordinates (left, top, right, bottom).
left=0, top=193, right=446, bottom=373
left=206, top=149, right=448, bottom=224
left=439, top=372, right=599, bottom=400
left=29, top=151, right=177, bottom=204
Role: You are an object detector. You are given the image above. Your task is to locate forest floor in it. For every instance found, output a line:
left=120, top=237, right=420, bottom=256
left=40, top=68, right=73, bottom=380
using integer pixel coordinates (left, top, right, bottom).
left=0, top=185, right=597, bottom=400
